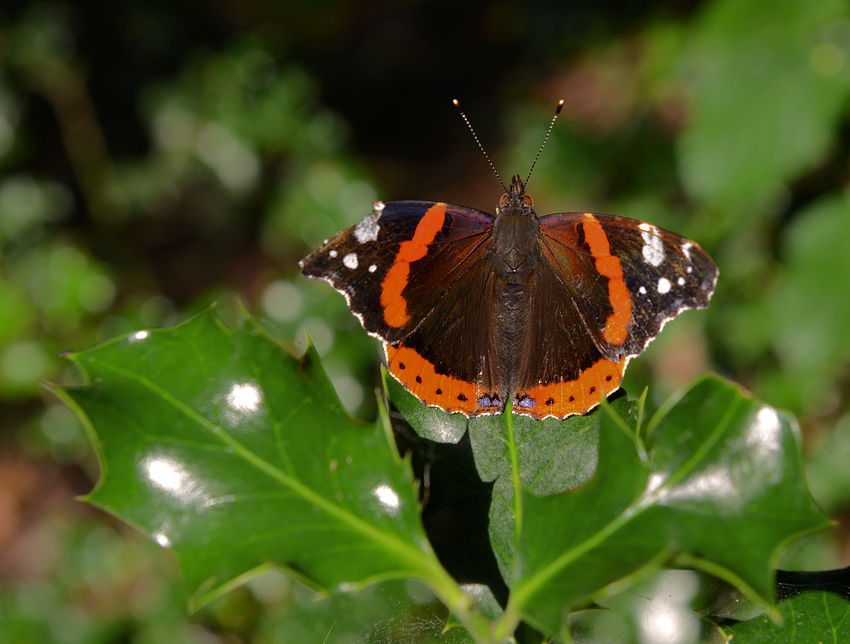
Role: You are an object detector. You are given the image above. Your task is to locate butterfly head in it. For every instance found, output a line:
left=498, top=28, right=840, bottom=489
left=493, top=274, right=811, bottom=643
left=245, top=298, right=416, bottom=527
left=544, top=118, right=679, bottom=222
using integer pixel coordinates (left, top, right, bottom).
left=498, top=174, right=535, bottom=217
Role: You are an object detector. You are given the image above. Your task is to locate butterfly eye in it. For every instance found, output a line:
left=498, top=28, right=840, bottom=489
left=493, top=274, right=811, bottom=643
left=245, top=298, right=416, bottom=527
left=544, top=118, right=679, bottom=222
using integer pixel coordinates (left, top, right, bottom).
left=523, top=194, right=534, bottom=208
left=499, top=194, right=509, bottom=208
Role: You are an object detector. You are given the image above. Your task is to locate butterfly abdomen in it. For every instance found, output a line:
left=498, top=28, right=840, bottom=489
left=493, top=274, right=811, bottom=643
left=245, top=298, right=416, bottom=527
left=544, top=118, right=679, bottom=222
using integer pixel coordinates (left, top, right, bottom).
left=483, top=206, right=545, bottom=401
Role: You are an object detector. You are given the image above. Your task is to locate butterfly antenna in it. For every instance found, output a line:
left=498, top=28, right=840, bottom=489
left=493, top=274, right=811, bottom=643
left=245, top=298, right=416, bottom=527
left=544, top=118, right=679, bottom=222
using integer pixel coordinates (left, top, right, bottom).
left=525, top=99, right=564, bottom=187
left=453, top=99, right=508, bottom=193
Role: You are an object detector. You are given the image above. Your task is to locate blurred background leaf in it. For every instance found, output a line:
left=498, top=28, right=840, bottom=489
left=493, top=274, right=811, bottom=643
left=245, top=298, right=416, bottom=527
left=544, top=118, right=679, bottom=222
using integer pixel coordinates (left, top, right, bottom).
left=3, top=0, right=850, bottom=641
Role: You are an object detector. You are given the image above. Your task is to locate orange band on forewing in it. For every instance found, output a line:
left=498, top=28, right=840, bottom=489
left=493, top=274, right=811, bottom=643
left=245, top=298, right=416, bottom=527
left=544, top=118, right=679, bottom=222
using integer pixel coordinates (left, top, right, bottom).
left=396, top=240, right=428, bottom=263
left=594, top=255, right=622, bottom=278
left=386, top=344, right=478, bottom=415
left=582, top=213, right=612, bottom=256
left=516, top=356, right=626, bottom=419
left=604, top=280, right=631, bottom=344
left=380, top=204, right=447, bottom=328
left=582, top=214, right=632, bottom=345
left=380, top=263, right=411, bottom=327
left=412, top=205, right=446, bottom=244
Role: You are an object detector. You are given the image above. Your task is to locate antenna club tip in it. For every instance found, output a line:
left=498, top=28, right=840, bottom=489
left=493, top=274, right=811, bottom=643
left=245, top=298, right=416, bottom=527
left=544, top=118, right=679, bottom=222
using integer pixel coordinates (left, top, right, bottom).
left=452, top=99, right=459, bottom=106
left=556, top=99, right=564, bottom=112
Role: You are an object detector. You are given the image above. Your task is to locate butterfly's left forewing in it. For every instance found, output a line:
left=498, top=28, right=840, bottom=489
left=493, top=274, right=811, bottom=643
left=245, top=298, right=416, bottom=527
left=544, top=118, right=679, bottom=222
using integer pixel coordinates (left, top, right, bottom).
left=592, top=214, right=718, bottom=355
left=512, top=212, right=718, bottom=419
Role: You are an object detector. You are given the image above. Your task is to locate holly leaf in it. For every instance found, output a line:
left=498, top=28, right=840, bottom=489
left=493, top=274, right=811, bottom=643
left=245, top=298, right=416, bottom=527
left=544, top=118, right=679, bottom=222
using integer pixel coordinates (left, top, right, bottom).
left=507, top=375, right=831, bottom=635
left=387, top=374, right=633, bottom=581
left=52, top=307, right=455, bottom=611
left=726, top=590, right=850, bottom=642
left=466, top=398, right=633, bottom=583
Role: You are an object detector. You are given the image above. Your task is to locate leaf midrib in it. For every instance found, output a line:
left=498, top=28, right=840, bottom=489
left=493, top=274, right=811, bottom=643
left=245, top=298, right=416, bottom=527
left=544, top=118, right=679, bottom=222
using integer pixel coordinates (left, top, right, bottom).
left=510, top=394, right=744, bottom=608
left=93, top=360, right=432, bottom=571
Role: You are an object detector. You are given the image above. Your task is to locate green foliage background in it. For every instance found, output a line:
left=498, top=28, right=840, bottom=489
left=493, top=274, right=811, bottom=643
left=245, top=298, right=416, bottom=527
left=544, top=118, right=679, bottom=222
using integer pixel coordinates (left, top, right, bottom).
left=1, top=0, right=850, bottom=642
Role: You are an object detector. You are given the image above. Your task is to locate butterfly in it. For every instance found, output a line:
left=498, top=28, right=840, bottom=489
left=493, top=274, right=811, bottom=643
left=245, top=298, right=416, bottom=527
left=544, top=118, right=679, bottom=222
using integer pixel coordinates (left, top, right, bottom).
left=300, top=104, right=718, bottom=419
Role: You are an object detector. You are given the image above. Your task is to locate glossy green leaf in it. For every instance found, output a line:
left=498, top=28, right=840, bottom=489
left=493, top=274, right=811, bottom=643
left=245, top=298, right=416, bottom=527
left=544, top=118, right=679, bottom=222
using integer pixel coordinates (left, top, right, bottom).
left=53, top=308, right=453, bottom=610
left=467, top=398, right=635, bottom=583
left=386, top=373, right=631, bottom=579
left=506, top=375, right=830, bottom=636
left=260, top=578, right=480, bottom=643
left=727, top=591, right=850, bottom=642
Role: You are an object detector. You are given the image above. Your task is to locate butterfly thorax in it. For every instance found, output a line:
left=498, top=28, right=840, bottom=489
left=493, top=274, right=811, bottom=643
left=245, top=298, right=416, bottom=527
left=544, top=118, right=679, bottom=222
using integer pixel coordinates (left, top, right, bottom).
left=492, top=175, right=540, bottom=279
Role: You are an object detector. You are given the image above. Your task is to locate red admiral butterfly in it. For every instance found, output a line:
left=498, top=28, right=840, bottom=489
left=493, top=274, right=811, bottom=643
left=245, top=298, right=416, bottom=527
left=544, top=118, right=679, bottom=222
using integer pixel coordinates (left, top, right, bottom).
left=300, top=103, right=718, bottom=419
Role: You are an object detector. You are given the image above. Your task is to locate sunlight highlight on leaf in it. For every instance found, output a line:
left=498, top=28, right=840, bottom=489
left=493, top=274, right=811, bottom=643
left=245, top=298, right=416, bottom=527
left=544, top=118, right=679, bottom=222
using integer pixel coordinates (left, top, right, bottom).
left=57, top=308, right=457, bottom=612
left=372, top=484, right=401, bottom=515
left=226, top=382, right=262, bottom=413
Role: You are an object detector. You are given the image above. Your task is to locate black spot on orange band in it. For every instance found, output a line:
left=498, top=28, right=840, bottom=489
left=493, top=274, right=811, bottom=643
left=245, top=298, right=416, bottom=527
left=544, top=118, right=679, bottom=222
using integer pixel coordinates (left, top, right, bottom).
left=514, top=356, right=626, bottom=419
left=385, top=343, right=478, bottom=415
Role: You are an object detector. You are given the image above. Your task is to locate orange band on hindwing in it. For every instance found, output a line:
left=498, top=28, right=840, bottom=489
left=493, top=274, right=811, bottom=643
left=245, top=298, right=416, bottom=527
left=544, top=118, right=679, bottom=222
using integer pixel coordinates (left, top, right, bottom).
left=385, top=344, right=480, bottom=415
left=514, top=356, right=627, bottom=419
left=581, top=214, right=632, bottom=345
left=380, top=204, right=447, bottom=328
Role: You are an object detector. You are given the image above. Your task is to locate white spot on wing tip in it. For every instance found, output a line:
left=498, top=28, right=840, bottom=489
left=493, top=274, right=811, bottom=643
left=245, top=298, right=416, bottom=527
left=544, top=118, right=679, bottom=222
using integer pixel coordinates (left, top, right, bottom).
left=329, top=249, right=338, bottom=258
left=368, top=264, right=377, bottom=273
left=354, top=210, right=382, bottom=244
left=639, top=222, right=665, bottom=267
left=657, top=277, right=672, bottom=294
left=343, top=253, right=359, bottom=269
